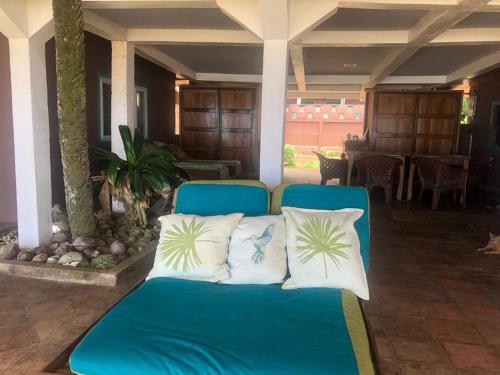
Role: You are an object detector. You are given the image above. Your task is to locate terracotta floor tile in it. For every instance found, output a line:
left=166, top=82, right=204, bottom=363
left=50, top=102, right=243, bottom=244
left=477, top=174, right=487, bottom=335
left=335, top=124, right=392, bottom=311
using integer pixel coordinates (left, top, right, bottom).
left=407, top=287, right=451, bottom=303
left=374, top=335, right=395, bottom=359
left=459, top=305, right=500, bottom=322
left=444, top=289, right=492, bottom=306
left=378, top=358, right=402, bottom=375
left=389, top=337, right=449, bottom=364
left=474, top=321, right=500, bottom=346
left=417, top=301, right=465, bottom=320
left=381, top=317, right=432, bottom=339
left=426, top=318, right=484, bottom=344
left=400, top=362, right=455, bottom=375
left=442, top=342, right=500, bottom=370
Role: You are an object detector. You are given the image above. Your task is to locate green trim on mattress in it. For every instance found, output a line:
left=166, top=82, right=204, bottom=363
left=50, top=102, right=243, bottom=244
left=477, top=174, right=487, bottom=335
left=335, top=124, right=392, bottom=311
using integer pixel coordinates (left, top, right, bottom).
left=183, top=179, right=267, bottom=189
left=342, top=291, right=375, bottom=375
left=174, top=180, right=270, bottom=213
left=270, top=183, right=290, bottom=213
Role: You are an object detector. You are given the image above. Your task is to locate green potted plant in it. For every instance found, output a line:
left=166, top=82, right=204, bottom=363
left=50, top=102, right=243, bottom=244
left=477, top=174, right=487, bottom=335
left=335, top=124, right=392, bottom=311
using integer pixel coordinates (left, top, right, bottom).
left=93, top=125, right=189, bottom=227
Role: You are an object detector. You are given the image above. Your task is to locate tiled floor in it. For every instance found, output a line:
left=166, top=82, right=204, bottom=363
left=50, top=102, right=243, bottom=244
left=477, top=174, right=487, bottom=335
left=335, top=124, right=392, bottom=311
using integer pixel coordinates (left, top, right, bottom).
left=0, top=197, right=499, bottom=374
left=365, top=201, right=500, bottom=374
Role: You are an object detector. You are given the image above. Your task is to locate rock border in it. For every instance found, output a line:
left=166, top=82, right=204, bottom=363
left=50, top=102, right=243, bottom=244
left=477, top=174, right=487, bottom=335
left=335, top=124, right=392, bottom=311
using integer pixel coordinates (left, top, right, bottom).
left=0, top=243, right=156, bottom=286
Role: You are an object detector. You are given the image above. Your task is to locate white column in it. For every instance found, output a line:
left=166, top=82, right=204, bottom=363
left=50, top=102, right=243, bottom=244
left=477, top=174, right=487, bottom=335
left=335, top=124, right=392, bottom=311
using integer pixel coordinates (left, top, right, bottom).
left=259, top=39, right=288, bottom=188
left=9, top=35, right=52, bottom=248
left=111, top=41, right=135, bottom=158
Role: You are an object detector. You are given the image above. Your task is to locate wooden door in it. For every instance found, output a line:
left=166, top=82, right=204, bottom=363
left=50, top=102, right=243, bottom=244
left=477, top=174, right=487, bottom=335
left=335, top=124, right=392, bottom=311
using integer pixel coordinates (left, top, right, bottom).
left=415, top=93, right=462, bottom=154
left=219, top=88, right=258, bottom=178
left=180, top=88, right=219, bottom=159
left=180, top=86, right=260, bottom=178
left=372, top=93, right=417, bottom=153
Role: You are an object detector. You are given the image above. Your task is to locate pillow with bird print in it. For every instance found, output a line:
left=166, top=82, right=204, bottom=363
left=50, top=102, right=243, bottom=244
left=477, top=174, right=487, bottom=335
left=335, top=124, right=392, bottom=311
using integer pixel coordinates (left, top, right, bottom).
left=222, top=215, right=287, bottom=285
left=281, top=206, right=369, bottom=300
left=148, top=213, right=243, bottom=282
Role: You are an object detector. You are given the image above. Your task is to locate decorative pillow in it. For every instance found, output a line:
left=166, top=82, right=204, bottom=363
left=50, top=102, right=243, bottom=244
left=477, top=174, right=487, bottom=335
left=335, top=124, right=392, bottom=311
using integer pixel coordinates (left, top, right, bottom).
left=222, top=215, right=287, bottom=285
left=148, top=213, right=243, bottom=282
left=281, top=206, right=369, bottom=300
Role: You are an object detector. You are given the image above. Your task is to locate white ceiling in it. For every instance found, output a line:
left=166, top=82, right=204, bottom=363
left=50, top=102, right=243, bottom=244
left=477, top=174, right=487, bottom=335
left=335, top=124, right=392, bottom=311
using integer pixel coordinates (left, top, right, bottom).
left=82, top=0, right=500, bottom=96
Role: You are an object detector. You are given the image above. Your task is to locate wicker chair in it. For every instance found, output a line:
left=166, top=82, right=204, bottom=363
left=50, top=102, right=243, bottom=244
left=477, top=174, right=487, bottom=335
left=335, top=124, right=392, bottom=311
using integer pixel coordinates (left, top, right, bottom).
left=415, top=158, right=467, bottom=209
left=356, top=156, right=401, bottom=203
left=312, top=152, right=347, bottom=185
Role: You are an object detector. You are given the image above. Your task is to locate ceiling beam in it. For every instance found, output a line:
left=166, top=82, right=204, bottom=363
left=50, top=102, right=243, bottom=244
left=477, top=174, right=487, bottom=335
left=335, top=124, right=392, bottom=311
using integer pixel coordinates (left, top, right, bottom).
left=363, top=0, right=492, bottom=89
left=82, top=0, right=217, bottom=9
left=287, top=89, right=362, bottom=100
left=289, top=44, right=306, bottom=91
left=446, top=48, right=500, bottom=82
left=338, top=0, right=459, bottom=10
left=258, top=0, right=288, bottom=39
left=127, top=28, right=260, bottom=44
left=431, top=28, right=500, bottom=45
left=216, top=0, right=262, bottom=39
left=135, top=45, right=196, bottom=78
left=288, top=0, right=339, bottom=42
left=302, top=30, right=408, bottom=46
left=83, top=9, right=127, bottom=40
left=196, top=73, right=262, bottom=82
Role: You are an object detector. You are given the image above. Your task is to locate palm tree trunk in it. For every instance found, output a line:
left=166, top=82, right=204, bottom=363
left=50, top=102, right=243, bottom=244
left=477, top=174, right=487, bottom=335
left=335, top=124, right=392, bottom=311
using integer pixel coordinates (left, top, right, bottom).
left=52, top=0, right=95, bottom=237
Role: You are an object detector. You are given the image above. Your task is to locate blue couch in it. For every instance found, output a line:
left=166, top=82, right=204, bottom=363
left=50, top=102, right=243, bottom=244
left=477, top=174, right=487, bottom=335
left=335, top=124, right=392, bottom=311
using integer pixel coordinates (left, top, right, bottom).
left=70, top=181, right=375, bottom=375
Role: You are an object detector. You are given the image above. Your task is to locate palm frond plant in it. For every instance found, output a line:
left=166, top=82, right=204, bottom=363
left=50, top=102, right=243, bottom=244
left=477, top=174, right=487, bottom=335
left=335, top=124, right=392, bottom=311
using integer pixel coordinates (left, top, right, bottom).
left=296, top=218, right=351, bottom=278
left=93, top=125, right=190, bottom=227
left=158, top=218, right=216, bottom=272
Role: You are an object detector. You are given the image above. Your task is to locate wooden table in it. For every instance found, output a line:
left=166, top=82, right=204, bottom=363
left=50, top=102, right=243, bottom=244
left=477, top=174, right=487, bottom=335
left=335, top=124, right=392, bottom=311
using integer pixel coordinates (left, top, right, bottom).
left=345, top=150, right=408, bottom=201
left=406, top=154, right=470, bottom=203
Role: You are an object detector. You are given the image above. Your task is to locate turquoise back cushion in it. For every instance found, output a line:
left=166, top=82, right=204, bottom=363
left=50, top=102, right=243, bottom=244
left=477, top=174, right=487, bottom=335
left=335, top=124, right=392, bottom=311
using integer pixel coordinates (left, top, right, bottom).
left=174, top=180, right=269, bottom=217
left=272, top=184, right=370, bottom=271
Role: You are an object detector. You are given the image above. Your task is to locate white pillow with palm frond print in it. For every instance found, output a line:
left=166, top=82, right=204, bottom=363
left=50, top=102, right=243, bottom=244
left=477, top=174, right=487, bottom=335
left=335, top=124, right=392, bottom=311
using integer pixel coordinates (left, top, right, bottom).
left=281, top=207, right=369, bottom=300
left=148, top=213, right=243, bottom=282
left=222, top=215, right=287, bottom=285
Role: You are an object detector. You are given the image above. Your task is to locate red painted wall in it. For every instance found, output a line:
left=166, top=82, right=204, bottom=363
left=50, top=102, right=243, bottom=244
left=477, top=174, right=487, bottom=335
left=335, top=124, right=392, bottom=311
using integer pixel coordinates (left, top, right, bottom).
left=285, top=103, right=365, bottom=148
left=0, top=32, right=17, bottom=224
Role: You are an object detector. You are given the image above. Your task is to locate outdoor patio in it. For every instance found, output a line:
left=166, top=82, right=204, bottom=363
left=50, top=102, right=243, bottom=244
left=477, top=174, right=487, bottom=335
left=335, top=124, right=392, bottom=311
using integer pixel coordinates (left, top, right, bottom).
left=1, top=200, right=499, bottom=375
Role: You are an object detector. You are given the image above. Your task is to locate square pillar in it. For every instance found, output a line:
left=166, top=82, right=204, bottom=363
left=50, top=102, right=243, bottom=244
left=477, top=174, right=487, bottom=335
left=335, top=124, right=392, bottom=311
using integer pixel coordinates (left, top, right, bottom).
left=9, top=35, right=52, bottom=248
left=111, top=41, right=135, bottom=159
left=259, top=39, right=288, bottom=188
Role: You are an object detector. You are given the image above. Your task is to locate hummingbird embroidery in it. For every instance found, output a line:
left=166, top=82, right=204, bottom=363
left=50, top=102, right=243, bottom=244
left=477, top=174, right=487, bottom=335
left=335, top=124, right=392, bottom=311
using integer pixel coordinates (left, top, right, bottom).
left=246, top=224, right=275, bottom=264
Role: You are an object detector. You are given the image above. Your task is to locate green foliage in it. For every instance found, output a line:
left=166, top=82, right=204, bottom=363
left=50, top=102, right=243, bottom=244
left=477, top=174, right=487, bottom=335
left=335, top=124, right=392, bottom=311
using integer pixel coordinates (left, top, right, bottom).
left=461, top=97, right=470, bottom=125
left=158, top=218, right=214, bottom=272
left=93, top=125, right=189, bottom=225
left=283, top=144, right=296, bottom=167
left=296, top=218, right=351, bottom=277
left=319, top=148, right=340, bottom=158
left=302, top=161, right=319, bottom=169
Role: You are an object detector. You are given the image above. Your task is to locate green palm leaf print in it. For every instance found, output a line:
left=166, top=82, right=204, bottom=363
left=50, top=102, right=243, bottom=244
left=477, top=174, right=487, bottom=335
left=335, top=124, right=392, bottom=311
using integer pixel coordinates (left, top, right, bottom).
left=158, top=218, right=216, bottom=272
left=296, top=217, right=351, bottom=278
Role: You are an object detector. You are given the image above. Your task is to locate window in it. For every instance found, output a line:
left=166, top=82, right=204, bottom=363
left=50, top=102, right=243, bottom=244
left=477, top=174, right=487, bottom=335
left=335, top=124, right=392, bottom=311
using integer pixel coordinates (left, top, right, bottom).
left=355, top=112, right=362, bottom=120
left=291, top=112, right=297, bottom=120
left=315, top=106, right=321, bottom=112
left=339, top=112, right=345, bottom=120
left=307, top=113, right=313, bottom=119
left=331, top=106, right=337, bottom=113
left=322, top=113, right=329, bottom=120
left=98, top=76, right=112, bottom=142
left=347, top=105, right=353, bottom=113
left=98, top=75, right=149, bottom=142
left=299, top=106, right=305, bottom=113
left=135, top=86, right=149, bottom=139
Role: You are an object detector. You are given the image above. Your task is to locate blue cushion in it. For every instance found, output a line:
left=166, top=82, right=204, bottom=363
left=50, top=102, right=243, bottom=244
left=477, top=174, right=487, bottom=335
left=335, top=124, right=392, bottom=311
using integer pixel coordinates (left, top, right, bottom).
left=70, top=278, right=364, bottom=375
left=272, top=184, right=370, bottom=271
left=174, top=180, right=269, bottom=216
